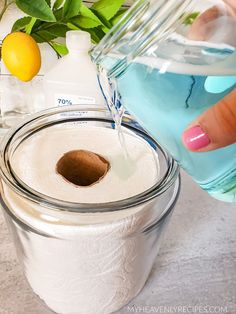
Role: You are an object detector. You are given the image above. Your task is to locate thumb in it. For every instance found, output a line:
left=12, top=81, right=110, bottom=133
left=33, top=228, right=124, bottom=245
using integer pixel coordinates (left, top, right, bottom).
left=182, top=89, right=236, bottom=152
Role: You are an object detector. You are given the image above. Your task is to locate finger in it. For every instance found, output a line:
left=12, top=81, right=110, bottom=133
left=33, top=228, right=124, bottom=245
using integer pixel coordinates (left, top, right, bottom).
left=182, top=89, right=236, bottom=152
left=188, top=6, right=224, bottom=41
left=224, top=0, right=236, bottom=17
left=188, top=1, right=236, bottom=41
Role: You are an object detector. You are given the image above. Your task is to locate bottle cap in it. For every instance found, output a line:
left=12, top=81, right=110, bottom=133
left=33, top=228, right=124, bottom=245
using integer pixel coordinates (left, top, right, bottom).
left=66, top=30, right=91, bottom=52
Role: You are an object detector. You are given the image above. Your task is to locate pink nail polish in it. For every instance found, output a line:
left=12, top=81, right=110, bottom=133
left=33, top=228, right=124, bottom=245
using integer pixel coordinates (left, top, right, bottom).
left=183, top=126, right=210, bottom=151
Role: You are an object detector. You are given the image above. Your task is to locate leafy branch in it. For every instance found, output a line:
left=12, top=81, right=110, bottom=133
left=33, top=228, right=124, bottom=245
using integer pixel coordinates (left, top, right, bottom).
left=8, top=0, right=127, bottom=56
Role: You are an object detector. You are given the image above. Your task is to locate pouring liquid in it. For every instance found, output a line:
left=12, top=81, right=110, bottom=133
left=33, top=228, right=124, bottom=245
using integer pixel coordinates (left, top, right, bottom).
left=97, top=52, right=236, bottom=202
left=98, top=65, right=130, bottom=159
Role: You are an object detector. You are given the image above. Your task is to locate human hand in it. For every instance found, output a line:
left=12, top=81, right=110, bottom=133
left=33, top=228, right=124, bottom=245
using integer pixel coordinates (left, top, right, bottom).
left=182, top=89, right=236, bottom=152
left=182, top=0, right=236, bottom=152
left=188, top=0, right=236, bottom=41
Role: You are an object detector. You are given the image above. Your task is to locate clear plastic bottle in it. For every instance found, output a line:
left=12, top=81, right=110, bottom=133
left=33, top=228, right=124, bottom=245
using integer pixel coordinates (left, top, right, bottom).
left=43, top=31, right=105, bottom=109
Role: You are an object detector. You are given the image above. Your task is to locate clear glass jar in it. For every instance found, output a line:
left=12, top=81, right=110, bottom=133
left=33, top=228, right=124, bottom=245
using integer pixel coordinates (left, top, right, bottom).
left=0, top=71, right=44, bottom=129
left=92, top=0, right=236, bottom=202
left=0, top=41, right=57, bottom=131
left=0, top=106, right=179, bottom=314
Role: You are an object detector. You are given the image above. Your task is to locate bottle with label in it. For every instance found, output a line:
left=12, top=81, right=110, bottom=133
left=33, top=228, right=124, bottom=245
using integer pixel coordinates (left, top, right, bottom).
left=43, top=30, right=105, bottom=109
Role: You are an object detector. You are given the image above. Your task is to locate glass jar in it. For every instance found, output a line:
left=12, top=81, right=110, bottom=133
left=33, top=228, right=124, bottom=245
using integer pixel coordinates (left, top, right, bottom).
left=0, top=40, right=57, bottom=131
left=0, top=106, right=179, bottom=314
left=0, top=71, right=44, bottom=129
left=92, top=0, right=236, bottom=202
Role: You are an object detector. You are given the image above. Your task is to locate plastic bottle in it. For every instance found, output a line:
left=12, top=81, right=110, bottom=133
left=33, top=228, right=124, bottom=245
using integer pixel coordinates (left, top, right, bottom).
left=43, top=30, right=105, bottom=109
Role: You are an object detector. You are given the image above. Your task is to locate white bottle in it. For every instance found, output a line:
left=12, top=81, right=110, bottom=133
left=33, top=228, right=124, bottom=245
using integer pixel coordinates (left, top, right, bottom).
left=43, top=30, right=105, bottom=109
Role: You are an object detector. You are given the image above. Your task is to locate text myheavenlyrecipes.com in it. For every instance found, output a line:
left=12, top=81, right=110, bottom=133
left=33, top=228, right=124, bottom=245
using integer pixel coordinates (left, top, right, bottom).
left=126, top=305, right=229, bottom=314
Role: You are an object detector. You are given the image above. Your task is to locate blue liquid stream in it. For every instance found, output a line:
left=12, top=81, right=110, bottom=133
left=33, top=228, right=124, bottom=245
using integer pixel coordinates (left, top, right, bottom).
left=114, top=63, right=236, bottom=202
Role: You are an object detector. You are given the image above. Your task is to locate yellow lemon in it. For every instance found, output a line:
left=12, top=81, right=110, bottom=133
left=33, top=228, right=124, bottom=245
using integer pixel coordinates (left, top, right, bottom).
left=2, top=32, right=41, bottom=82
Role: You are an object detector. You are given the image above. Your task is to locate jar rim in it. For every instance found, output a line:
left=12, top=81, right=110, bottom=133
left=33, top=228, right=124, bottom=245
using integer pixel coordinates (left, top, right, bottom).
left=0, top=105, right=180, bottom=213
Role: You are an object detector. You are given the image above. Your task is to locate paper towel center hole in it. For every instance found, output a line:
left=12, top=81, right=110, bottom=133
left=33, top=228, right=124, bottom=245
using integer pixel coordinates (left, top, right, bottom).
left=56, top=150, right=110, bottom=187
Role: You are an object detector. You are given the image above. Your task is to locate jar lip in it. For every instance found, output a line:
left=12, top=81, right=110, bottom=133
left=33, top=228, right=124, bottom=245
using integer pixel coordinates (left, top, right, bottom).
left=0, top=105, right=180, bottom=213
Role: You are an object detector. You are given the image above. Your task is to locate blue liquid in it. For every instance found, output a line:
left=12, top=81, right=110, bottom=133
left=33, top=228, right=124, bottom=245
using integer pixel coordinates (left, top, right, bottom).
left=115, top=63, right=236, bottom=202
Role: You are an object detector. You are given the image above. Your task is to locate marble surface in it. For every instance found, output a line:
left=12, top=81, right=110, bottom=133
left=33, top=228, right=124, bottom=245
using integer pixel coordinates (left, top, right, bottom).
left=0, top=172, right=235, bottom=314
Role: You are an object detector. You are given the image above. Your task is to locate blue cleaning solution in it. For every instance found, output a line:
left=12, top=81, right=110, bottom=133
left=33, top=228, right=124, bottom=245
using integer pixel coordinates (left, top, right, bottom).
left=98, top=56, right=236, bottom=202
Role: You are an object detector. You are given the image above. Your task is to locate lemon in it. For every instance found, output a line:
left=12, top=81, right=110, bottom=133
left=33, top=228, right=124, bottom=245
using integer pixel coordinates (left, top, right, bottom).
left=2, top=32, right=41, bottom=82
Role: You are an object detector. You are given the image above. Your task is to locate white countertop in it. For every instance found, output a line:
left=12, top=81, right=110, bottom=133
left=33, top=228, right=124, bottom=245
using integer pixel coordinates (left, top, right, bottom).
left=0, top=171, right=235, bottom=314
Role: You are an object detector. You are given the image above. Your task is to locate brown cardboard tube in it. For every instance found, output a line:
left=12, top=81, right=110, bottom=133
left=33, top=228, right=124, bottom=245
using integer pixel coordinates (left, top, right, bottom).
left=56, top=150, right=110, bottom=187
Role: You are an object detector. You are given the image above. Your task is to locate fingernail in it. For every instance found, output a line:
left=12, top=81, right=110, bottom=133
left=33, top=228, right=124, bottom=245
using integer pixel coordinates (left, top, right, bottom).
left=183, top=125, right=211, bottom=151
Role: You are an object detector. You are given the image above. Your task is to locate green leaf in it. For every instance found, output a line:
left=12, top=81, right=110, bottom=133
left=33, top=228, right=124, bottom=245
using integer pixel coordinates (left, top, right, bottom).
left=33, top=33, right=52, bottom=43
left=53, top=0, right=64, bottom=10
left=43, top=24, right=69, bottom=37
left=63, top=0, right=81, bottom=19
left=31, top=19, right=45, bottom=32
left=85, top=27, right=105, bottom=44
left=31, top=33, right=44, bottom=43
left=16, top=0, right=56, bottom=22
left=92, top=0, right=125, bottom=21
left=11, top=16, right=32, bottom=32
left=110, top=8, right=127, bottom=26
left=69, top=5, right=102, bottom=29
left=54, top=8, right=63, bottom=20
left=25, top=17, right=37, bottom=34
left=101, top=25, right=109, bottom=33
left=31, top=30, right=57, bottom=43
left=183, top=12, right=200, bottom=25
left=67, top=22, right=79, bottom=30
left=45, top=0, right=51, bottom=6
left=91, top=9, right=111, bottom=28
left=51, top=42, right=68, bottom=56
